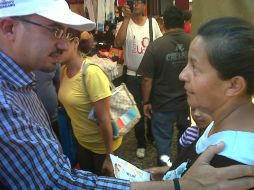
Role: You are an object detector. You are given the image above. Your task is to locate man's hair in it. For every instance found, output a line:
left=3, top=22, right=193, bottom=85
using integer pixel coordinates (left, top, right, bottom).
left=163, top=6, right=184, bottom=29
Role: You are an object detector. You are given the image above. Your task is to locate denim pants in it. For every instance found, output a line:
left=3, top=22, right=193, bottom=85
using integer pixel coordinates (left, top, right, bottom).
left=152, top=109, right=190, bottom=165
left=125, top=75, right=146, bottom=148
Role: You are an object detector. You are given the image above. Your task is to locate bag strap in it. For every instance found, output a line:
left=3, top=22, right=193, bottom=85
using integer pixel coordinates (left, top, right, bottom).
left=149, top=17, right=153, bottom=42
left=82, top=61, right=136, bottom=104
left=134, top=17, right=153, bottom=77
left=81, top=59, right=116, bottom=91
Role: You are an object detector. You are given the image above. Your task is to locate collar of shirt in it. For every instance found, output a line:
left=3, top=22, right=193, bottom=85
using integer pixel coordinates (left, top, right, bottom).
left=0, top=51, right=34, bottom=89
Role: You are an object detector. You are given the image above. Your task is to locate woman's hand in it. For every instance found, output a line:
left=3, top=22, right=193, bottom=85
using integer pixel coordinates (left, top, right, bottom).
left=101, top=155, right=114, bottom=177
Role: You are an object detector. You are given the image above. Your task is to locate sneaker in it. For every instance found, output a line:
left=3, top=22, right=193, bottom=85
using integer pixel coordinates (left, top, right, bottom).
left=136, top=148, right=145, bottom=158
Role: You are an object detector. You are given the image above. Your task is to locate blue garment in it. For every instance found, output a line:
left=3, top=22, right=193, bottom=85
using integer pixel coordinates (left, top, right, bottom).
left=58, top=107, right=78, bottom=167
left=0, top=51, right=130, bottom=190
left=152, top=110, right=190, bottom=165
left=34, top=65, right=60, bottom=123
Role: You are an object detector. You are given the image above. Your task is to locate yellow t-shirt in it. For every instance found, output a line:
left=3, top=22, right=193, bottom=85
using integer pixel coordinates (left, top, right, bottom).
left=58, top=63, right=122, bottom=154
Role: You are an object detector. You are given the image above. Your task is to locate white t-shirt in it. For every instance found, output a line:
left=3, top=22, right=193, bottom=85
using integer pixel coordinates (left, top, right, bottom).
left=116, top=18, right=162, bottom=75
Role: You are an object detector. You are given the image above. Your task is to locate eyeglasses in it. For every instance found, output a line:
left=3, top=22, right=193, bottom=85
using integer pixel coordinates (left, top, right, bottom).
left=13, top=17, right=74, bottom=41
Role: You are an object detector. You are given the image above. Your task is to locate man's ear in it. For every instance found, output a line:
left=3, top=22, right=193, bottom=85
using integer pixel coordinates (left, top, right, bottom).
left=0, top=19, right=16, bottom=40
left=225, top=76, right=247, bottom=96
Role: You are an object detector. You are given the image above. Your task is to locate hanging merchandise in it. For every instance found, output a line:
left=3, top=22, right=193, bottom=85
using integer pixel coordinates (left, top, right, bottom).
left=84, top=0, right=97, bottom=22
left=97, top=0, right=106, bottom=31
left=97, top=0, right=115, bottom=32
left=105, top=0, right=115, bottom=22
left=117, top=0, right=126, bottom=7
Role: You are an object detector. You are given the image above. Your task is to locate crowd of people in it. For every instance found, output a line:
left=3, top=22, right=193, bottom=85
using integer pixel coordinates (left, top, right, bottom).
left=0, top=0, right=254, bottom=189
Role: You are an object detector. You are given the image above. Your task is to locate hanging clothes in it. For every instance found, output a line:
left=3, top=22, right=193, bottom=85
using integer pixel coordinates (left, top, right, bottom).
left=97, top=0, right=106, bottom=31
left=84, top=0, right=97, bottom=22
left=117, top=0, right=125, bottom=6
left=97, top=0, right=116, bottom=31
left=105, top=0, right=115, bottom=22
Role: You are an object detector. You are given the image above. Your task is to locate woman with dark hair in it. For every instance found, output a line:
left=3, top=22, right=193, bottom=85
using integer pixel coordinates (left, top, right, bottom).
left=163, top=17, right=254, bottom=180
left=58, top=29, right=122, bottom=176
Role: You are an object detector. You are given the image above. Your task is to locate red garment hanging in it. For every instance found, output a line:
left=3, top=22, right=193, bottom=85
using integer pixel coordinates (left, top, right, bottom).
left=117, top=0, right=126, bottom=7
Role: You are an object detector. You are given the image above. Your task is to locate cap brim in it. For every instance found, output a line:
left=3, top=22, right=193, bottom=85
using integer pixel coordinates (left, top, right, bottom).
left=37, top=10, right=96, bottom=31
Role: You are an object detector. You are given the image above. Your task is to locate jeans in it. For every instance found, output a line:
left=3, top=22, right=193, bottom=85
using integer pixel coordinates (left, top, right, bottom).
left=152, top=109, right=190, bottom=166
left=126, top=75, right=146, bottom=148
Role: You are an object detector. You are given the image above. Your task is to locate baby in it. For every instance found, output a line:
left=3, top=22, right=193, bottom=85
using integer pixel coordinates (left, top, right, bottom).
left=179, top=107, right=212, bottom=148
left=146, top=108, right=212, bottom=180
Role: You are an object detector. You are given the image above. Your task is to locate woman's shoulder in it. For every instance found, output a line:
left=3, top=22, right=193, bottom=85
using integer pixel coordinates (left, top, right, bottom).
left=85, top=63, right=105, bottom=77
left=197, top=130, right=254, bottom=165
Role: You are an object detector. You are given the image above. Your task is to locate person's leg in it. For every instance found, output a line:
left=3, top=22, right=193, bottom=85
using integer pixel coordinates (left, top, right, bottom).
left=93, top=153, right=107, bottom=176
left=146, top=118, right=154, bottom=143
left=76, top=142, right=94, bottom=173
left=152, top=111, right=175, bottom=166
left=176, top=109, right=191, bottom=154
left=126, top=76, right=146, bottom=151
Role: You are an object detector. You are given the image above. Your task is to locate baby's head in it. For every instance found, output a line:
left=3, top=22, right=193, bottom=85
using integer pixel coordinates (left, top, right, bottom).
left=191, top=108, right=212, bottom=129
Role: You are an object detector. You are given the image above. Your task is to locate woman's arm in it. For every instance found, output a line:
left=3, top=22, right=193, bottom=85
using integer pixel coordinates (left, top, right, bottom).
left=94, top=97, right=114, bottom=176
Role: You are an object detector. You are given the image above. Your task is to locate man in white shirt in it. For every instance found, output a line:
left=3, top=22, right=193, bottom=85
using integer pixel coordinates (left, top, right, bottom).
left=115, top=0, right=162, bottom=158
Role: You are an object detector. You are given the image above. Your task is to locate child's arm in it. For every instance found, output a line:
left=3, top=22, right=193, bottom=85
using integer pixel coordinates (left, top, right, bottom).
left=145, top=166, right=170, bottom=181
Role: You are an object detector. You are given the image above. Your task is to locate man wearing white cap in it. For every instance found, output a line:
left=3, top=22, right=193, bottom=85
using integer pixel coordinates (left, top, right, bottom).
left=0, top=0, right=254, bottom=189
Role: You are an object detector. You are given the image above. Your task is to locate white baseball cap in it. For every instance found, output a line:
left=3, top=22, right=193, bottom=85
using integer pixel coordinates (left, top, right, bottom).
left=0, top=0, right=96, bottom=31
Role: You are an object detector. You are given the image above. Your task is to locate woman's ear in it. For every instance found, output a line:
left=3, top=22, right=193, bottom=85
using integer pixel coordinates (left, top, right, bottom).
left=73, top=37, right=80, bottom=48
left=225, top=76, right=247, bottom=96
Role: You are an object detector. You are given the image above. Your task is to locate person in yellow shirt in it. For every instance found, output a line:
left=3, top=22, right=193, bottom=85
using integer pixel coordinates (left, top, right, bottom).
left=58, top=29, right=122, bottom=177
